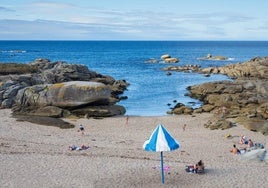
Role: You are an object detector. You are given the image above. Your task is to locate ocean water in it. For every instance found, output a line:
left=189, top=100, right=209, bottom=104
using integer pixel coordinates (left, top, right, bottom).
left=1, top=41, right=268, bottom=116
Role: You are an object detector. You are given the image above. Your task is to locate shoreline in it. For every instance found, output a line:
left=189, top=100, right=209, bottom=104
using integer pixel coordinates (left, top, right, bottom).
left=1, top=109, right=267, bottom=188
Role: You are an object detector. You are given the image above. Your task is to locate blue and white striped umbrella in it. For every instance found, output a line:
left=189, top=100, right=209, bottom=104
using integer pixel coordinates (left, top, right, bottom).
left=143, top=124, right=180, bottom=152
left=143, top=124, right=180, bottom=184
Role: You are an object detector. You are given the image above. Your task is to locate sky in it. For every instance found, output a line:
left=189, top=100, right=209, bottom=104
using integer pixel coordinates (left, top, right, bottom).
left=0, top=0, right=268, bottom=40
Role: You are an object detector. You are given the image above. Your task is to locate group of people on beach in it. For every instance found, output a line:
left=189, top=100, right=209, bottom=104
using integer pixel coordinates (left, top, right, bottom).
left=238, top=134, right=254, bottom=146
left=68, top=124, right=87, bottom=151
left=230, top=134, right=255, bottom=154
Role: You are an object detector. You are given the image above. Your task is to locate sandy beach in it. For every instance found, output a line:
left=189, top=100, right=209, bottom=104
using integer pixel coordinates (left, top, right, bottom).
left=0, top=109, right=267, bottom=188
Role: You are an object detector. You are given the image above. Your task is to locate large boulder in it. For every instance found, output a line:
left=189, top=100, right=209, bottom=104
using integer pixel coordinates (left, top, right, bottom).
left=161, top=54, right=171, bottom=60
left=15, top=81, right=111, bottom=108
left=163, top=57, right=179, bottom=63
left=0, top=59, right=129, bottom=109
left=169, top=102, right=193, bottom=115
left=204, top=118, right=233, bottom=130
left=161, top=54, right=179, bottom=63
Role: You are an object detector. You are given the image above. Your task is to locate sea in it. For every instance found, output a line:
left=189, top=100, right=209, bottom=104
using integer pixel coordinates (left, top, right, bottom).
left=1, top=41, right=268, bottom=116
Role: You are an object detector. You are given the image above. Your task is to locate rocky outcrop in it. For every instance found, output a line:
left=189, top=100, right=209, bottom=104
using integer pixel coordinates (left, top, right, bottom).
left=200, top=56, right=268, bottom=79
left=167, top=102, right=193, bottom=115
left=162, top=65, right=201, bottom=73
left=161, top=54, right=179, bottom=63
left=204, top=118, right=233, bottom=130
left=184, top=57, right=268, bottom=135
left=145, top=54, right=179, bottom=64
left=0, top=59, right=129, bottom=118
left=197, top=54, right=227, bottom=61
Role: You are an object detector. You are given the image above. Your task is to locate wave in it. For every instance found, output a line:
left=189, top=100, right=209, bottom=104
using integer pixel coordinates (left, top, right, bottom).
left=1, top=50, right=26, bottom=53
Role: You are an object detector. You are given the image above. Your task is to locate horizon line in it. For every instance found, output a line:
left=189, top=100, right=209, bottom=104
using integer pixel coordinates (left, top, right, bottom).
left=1, top=39, right=268, bottom=42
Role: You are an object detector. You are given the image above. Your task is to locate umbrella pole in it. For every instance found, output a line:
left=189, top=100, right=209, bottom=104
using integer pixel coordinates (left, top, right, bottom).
left=160, top=151, right=164, bottom=184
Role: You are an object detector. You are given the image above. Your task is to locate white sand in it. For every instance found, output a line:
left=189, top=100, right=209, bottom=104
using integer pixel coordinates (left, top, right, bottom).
left=0, top=109, right=267, bottom=188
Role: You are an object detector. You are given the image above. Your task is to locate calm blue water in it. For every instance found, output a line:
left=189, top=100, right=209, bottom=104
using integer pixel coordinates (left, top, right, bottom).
left=1, top=41, right=268, bottom=116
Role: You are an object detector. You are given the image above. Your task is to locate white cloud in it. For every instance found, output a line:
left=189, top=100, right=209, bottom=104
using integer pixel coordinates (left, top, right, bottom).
left=0, top=1, right=267, bottom=40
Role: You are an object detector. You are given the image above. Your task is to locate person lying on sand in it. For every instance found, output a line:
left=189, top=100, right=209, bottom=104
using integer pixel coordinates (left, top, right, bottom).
left=69, top=144, right=90, bottom=151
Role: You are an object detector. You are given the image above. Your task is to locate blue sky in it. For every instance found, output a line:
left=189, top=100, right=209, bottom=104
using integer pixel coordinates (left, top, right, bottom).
left=0, top=0, right=268, bottom=40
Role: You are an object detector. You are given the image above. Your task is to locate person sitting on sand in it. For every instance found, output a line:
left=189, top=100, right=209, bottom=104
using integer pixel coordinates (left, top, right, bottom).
left=195, top=160, right=205, bottom=173
left=247, top=139, right=254, bottom=148
left=239, top=134, right=248, bottom=144
left=230, top=144, right=240, bottom=154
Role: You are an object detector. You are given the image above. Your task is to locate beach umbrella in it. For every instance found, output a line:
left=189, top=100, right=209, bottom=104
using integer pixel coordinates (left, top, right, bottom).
left=143, top=124, right=180, bottom=184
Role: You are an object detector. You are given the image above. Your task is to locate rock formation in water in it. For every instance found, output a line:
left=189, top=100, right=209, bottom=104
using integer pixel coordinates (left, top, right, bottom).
left=0, top=58, right=129, bottom=119
left=197, top=54, right=227, bottom=61
left=168, top=56, right=268, bottom=135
